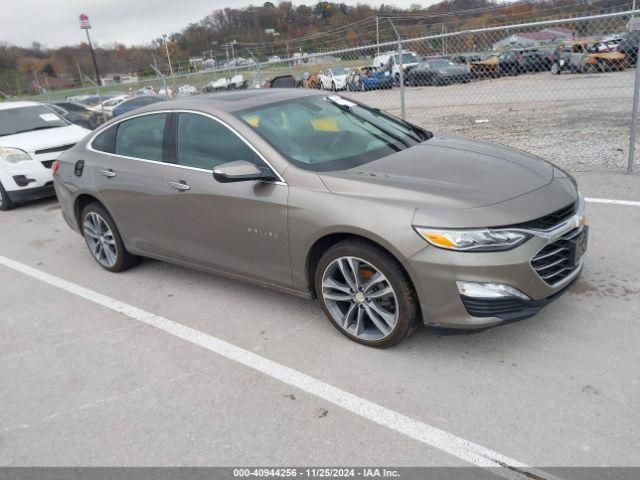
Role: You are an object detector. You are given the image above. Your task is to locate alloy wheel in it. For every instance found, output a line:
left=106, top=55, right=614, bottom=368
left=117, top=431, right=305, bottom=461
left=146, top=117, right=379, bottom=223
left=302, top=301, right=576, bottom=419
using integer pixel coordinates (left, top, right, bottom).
left=83, top=212, right=118, bottom=268
left=321, top=256, right=399, bottom=341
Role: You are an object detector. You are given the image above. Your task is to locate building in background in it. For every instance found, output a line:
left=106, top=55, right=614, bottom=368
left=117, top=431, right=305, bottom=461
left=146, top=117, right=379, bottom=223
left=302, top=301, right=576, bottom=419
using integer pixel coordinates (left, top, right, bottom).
left=492, top=27, right=576, bottom=50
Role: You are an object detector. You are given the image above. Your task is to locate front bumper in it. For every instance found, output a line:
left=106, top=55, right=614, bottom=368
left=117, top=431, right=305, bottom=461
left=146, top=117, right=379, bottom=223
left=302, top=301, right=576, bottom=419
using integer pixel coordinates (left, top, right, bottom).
left=406, top=211, right=587, bottom=329
left=7, top=183, right=56, bottom=203
left=1, top=159, right=55, bottom=203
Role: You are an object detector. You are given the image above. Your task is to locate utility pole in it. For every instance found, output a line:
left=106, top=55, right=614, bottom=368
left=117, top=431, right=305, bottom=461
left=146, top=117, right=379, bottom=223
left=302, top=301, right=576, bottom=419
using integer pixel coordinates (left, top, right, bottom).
left=79, top=14, right=101, bottom=86
left=33, top=71, right=41, bottom=93
left=388, top=19, right=405, bottom=120
left=442, top=24, right=447, bottom=55
left=231, top=40, right=237, bottom=73
left=162, top=33, right=174, bottom=78
left=76, top=63, right=85, bottom=87
left=376, top=16, right=380, bottom=56
left=246, top=47, right=261, bottom=87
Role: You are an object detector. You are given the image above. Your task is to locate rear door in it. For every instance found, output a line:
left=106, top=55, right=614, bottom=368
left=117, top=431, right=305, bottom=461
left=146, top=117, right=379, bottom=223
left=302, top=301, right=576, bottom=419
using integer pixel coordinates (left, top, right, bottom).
left=90, top=112, right=170, bottom=255
left=162, top=111, right=291, bottom=287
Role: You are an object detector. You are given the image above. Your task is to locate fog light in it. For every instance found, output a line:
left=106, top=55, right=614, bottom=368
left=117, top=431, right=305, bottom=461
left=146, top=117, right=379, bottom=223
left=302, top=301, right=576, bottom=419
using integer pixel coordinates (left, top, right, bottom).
left=456, top=281, right=531, bottom=300
left=13, top=175, right=35, bottom=187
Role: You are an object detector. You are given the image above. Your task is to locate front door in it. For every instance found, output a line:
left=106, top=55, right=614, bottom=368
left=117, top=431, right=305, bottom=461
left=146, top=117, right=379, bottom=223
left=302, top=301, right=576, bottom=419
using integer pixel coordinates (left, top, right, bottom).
left=162, top=111, right=291, bottom=288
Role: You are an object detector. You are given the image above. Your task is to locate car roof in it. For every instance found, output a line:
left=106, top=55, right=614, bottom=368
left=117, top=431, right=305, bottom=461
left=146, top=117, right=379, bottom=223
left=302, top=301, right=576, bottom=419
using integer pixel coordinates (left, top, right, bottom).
left=0, top=101, right=41, bottom=111
left=130, top=89, right=324, bottom=116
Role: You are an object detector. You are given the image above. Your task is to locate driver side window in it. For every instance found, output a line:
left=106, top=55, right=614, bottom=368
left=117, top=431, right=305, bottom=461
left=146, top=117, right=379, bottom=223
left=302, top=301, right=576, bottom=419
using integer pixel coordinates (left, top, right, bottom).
left=176, top=112, right=262, bottom=171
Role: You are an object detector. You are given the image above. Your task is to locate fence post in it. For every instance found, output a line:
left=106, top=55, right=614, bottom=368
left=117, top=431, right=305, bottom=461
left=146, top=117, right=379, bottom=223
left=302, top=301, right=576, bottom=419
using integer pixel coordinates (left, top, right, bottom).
left=388, top=19, right=405, bottom=120
left=628, top=39, right=640, bottom=175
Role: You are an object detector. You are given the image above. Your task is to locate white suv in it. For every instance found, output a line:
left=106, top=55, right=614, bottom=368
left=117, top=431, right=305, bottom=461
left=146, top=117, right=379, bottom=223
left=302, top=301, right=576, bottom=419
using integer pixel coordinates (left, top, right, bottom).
left=372, top=51, right=421, bottom=84
left=319, top=67, right=350, bottom=90
left=0, top=101, right=90, bottom=211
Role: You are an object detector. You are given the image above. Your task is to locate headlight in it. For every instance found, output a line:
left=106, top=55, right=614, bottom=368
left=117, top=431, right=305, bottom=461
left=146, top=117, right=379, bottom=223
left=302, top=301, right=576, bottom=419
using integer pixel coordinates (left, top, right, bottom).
left=0, top=147, right=32, bottom=163
left=414, top=227, right=531, bottom=252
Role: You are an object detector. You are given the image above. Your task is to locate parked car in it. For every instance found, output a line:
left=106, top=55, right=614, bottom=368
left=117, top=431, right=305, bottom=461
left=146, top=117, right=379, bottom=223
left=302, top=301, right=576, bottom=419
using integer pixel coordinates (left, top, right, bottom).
left=112, top=95, right=166, bottom=117
left=372, top=51, right=421, bottom=85
left=497, top=49, right=546, bottom=75
left=0, top=101, right=90, bottom=210
left=202, top=78, right=229, bottom=93
left=229, top=74, right=248, bottom=90
left=451, top=53, right=486, bottom=67
left=618, top=30, right=640, bottom=66
left=54, top=90, right=586, bottom=348
left=468, top=54, right=500, bottom=79
left=100, top=95, right=131, bottom=117
left=304, top=72, right=323, bottom=89
left=267, top=75, right=297, bottom=88
left=319, top=67, right=350, bottom=91
left=407, top=59, right=474, bottom=86
left=551, top=39, right=626, bottom=74
left=49, top=101, right=103, bottom=130
left=345, top=67, right=393, bottom=91
left=177, top=84, right=198, bottom=96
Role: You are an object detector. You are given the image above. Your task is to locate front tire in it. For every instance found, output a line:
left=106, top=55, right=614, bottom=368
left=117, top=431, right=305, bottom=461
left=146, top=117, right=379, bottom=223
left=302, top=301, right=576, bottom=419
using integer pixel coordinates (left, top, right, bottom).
left=315, top=240, right=421, bottom=348
left=81, top=202, right=139, bottom=272
left=0, top=181, right=17, bottom=211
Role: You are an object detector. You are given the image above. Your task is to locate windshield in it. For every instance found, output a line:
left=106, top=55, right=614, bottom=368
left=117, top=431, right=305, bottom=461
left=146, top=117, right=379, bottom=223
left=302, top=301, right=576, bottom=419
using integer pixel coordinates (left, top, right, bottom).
left=236, top=95, right=431, bottom=172
left=331, top=67, right=349, bottom=76
left=428, top=60, right=457, bottom=68
left=0, top=105, right=69, bottom=137
left=395, top=52, right=420, bottom=64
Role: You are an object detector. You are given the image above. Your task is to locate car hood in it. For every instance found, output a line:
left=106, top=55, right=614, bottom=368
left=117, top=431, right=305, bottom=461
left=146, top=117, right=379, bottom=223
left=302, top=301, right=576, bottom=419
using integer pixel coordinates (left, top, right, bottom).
left=318, top=133, right=555, bottom=211
left=0, top=124, right=90, bottom=153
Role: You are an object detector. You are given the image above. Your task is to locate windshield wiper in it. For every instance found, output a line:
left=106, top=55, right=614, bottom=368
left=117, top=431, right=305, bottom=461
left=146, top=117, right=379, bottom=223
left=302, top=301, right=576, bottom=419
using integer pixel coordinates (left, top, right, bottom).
left=326, top=97, right=412, bottom=149
left=370, top=107, right=431, bottom=142
left=6, top=125, right=62, bottom=136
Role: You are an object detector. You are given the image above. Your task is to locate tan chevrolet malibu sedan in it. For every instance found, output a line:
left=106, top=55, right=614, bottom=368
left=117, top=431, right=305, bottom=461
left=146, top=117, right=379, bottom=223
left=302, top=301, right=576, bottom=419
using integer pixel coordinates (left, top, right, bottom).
left=53, top=90, right=587, bottom=348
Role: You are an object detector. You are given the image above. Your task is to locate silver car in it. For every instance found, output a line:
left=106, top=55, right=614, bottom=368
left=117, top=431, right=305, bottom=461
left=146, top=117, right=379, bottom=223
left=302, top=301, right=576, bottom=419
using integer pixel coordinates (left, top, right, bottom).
left=53, top=90, right=587, bottom=347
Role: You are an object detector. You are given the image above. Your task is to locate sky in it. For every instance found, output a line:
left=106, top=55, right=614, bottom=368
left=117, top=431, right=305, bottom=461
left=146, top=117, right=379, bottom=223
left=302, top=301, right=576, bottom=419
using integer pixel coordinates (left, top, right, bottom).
left=1, top=0, right=430, bottom=49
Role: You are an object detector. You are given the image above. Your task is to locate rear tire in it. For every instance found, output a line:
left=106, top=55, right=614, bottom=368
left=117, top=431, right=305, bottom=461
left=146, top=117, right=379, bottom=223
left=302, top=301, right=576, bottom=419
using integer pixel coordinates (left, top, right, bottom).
left=315, top=239, right=421, bottom=348
left=0, top=181, right=17, bottom=211
left=81, top=202, right=140, bottom=272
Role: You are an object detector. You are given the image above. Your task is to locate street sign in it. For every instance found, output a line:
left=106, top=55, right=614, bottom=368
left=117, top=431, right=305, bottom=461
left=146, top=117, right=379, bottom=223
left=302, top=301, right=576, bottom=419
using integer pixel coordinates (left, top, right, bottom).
left=79, top=14, right=91, bottom=30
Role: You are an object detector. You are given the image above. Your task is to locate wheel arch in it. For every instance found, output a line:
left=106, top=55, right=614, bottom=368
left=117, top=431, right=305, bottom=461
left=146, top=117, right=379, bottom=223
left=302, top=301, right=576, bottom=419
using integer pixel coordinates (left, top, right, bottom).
left=305, top=230, right=417, bottom=301
left=74, top=193, right=104, bottom=230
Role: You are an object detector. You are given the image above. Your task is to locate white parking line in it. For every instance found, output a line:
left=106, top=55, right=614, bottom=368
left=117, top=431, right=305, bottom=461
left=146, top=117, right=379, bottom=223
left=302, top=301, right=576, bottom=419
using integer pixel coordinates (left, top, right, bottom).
left=586, top=197, right=640, bottom=207
left=0, top=254, right=557, bottom=480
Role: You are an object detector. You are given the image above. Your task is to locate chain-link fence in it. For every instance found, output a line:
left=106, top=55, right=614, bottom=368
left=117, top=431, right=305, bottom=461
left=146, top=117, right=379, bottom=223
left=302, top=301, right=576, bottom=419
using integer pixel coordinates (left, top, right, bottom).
left=27, top=10, right=640, bottom=175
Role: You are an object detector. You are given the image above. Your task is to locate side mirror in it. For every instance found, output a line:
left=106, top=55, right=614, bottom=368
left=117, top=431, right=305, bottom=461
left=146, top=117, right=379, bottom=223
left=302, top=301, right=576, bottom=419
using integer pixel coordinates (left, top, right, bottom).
left=213, top=160, right=277, bottom=183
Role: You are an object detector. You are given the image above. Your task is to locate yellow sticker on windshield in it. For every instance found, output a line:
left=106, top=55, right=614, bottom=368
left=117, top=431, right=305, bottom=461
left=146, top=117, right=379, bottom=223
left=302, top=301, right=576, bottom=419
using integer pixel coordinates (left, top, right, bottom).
left=245, top=115, right=260, bottom=128
left=311, top=117, right=338, bottom=131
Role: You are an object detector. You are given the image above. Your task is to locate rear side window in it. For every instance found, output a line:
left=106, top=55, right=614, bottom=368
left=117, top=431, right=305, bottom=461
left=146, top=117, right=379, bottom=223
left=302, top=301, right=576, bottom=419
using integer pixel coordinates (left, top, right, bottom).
left=114, top=113, right=167, bottom=161
left=176, top=113, right=261, bottom=170
left=91, top=126, right=116, bottom=153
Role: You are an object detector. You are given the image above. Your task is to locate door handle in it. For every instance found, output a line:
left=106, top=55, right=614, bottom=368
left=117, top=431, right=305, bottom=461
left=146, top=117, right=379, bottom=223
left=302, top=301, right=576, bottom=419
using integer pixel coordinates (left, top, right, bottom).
left=170, top=181, right=191, bottom=192
left=99, top=169, right=116, bottom=178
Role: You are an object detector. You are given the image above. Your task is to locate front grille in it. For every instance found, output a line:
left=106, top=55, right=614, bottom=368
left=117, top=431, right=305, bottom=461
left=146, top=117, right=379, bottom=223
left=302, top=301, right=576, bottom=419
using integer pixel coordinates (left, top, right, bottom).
left=41, top=160, right=54, bottom=169
left=508, top=202, right=576, bottom=230
left=35, top=144, right=74, bottom=155
left=531, top=227, right=587, bottom=285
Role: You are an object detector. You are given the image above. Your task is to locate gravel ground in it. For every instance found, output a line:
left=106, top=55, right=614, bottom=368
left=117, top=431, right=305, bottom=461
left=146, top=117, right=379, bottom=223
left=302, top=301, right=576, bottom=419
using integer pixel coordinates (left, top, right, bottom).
left=345, top=70, right=637, bottom=174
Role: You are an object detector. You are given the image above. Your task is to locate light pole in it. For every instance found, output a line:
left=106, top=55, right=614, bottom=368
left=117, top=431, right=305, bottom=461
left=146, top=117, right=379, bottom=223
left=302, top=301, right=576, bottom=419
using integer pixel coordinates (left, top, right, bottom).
left=79, top=14, right=101, bottom=86
left=162, top=34, right=174, bottom=78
